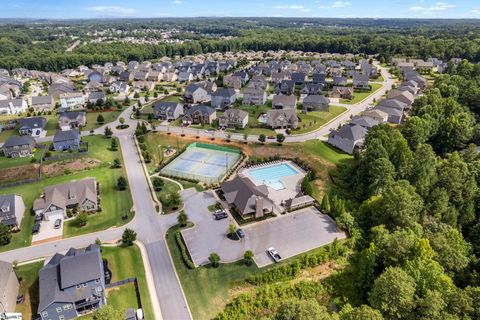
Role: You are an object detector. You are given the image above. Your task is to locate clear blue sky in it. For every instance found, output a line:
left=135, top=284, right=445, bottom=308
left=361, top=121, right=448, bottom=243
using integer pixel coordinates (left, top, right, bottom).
left=1, top=0, right=479, bottom=19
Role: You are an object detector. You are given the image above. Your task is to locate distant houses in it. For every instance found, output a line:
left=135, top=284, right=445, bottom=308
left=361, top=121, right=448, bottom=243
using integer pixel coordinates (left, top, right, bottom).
left=0, top=194, right=25, bottom=230
left=0, top=260, right=20, bottom=313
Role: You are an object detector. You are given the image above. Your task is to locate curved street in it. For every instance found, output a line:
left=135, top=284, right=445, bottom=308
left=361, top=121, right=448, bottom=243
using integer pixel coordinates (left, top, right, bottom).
left=0, top=63, right=394, bottom=320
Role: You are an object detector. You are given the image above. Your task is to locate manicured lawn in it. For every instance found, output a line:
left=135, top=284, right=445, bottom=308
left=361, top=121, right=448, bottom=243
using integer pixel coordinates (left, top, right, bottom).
left=232, top=104, right=276, bottom=136
left=293, top=106, right=346, bottom=135
left=15, top=261, right=44, bottom=319
left=340, top=83, right=382, bottom=104
left=0, top=135, right=132, bottom=252
left=0, top=128, right=17, bottom=143
left=84, top=110, right=122, bottom=132
left=0, top=147, right=44, bottom=170
left=180, top=180, right=204, bottom=192
left=153, top=177, right=182, bottom=213
left=161, top=95, right=183, bottom=103
left=100, top=245, right=154, bottom=319
left=45, top=117, right=59, bottom=135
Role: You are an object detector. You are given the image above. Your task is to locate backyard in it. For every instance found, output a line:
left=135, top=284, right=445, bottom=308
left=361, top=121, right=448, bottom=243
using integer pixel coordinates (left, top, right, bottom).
left=340, top=83, right=382, bottom=104
left=0, top=135, right=133, bottom=252
left=15, top=260, right=44, bottom=319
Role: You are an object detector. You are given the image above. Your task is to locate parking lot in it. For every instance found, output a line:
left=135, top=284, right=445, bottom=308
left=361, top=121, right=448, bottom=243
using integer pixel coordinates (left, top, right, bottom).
left=180, top=189, right=346, bottom=267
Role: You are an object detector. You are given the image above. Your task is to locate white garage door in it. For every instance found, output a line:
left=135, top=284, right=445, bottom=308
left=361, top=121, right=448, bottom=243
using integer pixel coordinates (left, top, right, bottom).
left=45, top=212, right=64, bottom=222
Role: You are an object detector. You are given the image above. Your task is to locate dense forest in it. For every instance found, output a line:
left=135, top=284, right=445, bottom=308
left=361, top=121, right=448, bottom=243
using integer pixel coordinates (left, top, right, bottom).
left=0, top=18, right=480, bottom=71
left=214, top=62, right=480, bottom=320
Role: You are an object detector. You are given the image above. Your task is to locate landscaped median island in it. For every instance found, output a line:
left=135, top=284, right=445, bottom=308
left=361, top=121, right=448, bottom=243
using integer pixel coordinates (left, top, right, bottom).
left=0, top=135, right=133, bottom=252
left=14, top=244, right=154, bottom=320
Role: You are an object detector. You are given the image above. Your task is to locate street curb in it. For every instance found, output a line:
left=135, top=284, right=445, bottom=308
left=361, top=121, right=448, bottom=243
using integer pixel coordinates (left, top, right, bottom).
left=135, top=240, right=164, bottom=320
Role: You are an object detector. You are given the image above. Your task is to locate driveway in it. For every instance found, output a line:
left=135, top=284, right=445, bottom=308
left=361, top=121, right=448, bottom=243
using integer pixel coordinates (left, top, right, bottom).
left=181, top=190, right=346, bottom=267
left=31, top=219, right=63, bottom=245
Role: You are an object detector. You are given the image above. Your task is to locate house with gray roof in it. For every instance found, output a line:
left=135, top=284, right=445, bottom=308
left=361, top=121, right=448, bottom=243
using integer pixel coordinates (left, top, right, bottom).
left=2, top=135, right=36, bottom=158
left=272, top=95, right=297, bottom=110
left=219, top=109, right=248, bottom=129
left=0, top=99, right=27, bottom=115
left=312, top=73, right=326, bottom=85
left=302, top=95, right=330, bottom=112
left=243, top=87, right=267, bottom=106
left=184, top=82, right=214, bottom=104
left=87, top=91, right=106, bottom=105
left=211, top=88, right=237, bottom=110
left=266, top=109, right=299, bottom=129
left=300, top=83, right=324, bottom=95
left=38, top=244, right=106, bottom=320
left=350, top=115, right=380, bottom=129
left=377, top=99, right=408, bottom=111
left=183, top=105, right=216, bottom=125
left=327, top=124, right=367, bottom=154
left=362, top=109, right=389, bottom=123
left=0, top=194, right=25, bottom=230
left=18, top=116, right=47, bottom=137
left=353, top=73, right=370, bottom=89
left=58, top=111, right=86, bottom=131
left=274, top=80, right=295, bottom=95
left=0, top=260, right=19, bottom=313
left=291, top=72, right=306, bottom=85
left=223, top=75, right=242, bottom=90
left=373, top=106, right=404, bottom=124
left=31, top=95, right=55, bottom=112
left=387, top=89, right=415, bottom=106
left=33, top=178, right=98, bottom=221
left=332, top=76, right=348, bottom=86
left=53, top=129, right=81, bottom=151
left=154, top=102, right=184, bottom=121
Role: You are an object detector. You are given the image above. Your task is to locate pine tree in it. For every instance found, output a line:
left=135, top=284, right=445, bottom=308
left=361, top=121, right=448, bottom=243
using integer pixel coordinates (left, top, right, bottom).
left=321, top=193, right=331, bottom=213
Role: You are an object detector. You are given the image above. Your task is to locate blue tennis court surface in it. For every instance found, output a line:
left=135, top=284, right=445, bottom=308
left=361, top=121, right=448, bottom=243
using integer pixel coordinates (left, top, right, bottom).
left=161, top=143, right=241, bottom=183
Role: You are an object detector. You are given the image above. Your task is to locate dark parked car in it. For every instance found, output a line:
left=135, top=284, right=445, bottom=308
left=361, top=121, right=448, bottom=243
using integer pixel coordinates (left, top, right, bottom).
left=32, top=222, right=41, bottom=235
left=237, top=228, right=245, bottom=238
left=54, top=219, right=62, bottom=229
left=214, top=211, right=228, bottom=220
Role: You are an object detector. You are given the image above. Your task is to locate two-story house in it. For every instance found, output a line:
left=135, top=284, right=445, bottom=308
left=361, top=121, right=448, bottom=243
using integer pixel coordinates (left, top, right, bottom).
left=183, top=105, right=216, bottom=125
left=211, top=88, right=237, bottom=110
left=154, top=102, right=184, bottom=121
left=2, top=135, right=36, bottom=158
left=53, top=129, right=81, bottom=151
left=219, top=109, right=248, bottom=129
left=18, top=117, right=47, bottom=137
left=0, top=194, right=25, bottom=230
left=59, top=92, right=85, bottom=110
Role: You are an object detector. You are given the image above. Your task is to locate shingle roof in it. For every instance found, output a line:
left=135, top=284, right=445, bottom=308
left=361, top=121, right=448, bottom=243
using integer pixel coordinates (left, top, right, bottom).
left=18, top=117, right=47, bottom=130
left=53, top=129, right=80, bottom=143
left=3, top=135, right=35, bottom=148
left=335, top=124, right=367, bottom=141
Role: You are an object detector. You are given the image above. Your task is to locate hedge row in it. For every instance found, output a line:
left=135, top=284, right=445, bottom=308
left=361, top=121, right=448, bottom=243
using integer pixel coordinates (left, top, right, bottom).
left=175, top=231, right=195, bottom=269
left=247, top=239, right=348, bottom=285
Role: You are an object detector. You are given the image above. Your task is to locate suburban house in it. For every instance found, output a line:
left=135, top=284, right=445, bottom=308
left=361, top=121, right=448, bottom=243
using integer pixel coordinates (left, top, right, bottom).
left=274, top=80, right=295, bottom=95
left=88, top=91, right=106, bottom=104
left=332, top=76, right=348, bottom=86
left=223, top=75, right=242, bottom=90
left=302, top=95, right=330, bottom=112
left=119, top=71, right=134, bottom=82
left=312, top=73, right=326, bottom=85
left=178, top=71, right=194, bottom=83
left=330, top=86, right=354, bottom=99
left=33, top=178, right=98, bottom=221
left=219, top=109, right=249, bottom=129
left=387, top=89, right=415, bottom=106
left=352, top=73, right=370, bottom=89
left=109, top=81, right=130, bottom=94
left=147, top=70, right=163, bottom=82
left=266, top=109, right=299, bottom=129
left=373, top=106, right=404, bottom=124
left=87, top=71, right=103, bottom=83
left=184, top=82, right=215, bottom=103
left=243, top=87, right=267, bottom=105
left=328, top=124, right=368, bottom=154
left=53, top=129, right=81, bottom=151
left=300, top=83, right=324, bottom=95
left=163, top=72, right=178, bottom=83
left=59, top=92, right=85, bottom=110
left=291, top=72, right=306, bottom=85
left=377, top=99, right=408, bottom=111
left=350, top=115, right=380, bottom=129
left=0, top=260, right=20, bottom=313
left=133, top=70, right=149, bottom=81
left=2, top=135, right=36, bottom=158
left=0, top=194, right=25, bottom=230
left=0, top=99, right=27, bottom=115
left=31, top=95, right=55, bottom=112
left=154, top=102, right=184, bottom=121
left=272, top=95, right=297, bottom=109
left=362, top=109, right=389, bottom=123
left=232, top=71, right=249, bottom=85
left=271, top=71, right=290, bottom=83
left=18, top=117, right=47, bottom=137
left=211, top=88, right=237, bottom=109
left=38, top=244, right=106, bottom=319
left=58, top=111, right=86, bottom=131
left=183, top=105, right=216, bottom=125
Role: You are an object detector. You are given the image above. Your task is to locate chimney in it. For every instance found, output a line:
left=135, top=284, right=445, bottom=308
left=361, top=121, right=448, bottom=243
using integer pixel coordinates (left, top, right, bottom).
left=255, top=196, right=264, bottom=219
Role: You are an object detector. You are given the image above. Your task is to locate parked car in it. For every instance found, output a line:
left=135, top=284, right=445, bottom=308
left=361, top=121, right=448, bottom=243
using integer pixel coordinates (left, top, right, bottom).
left=214, top=211, right=228, bottom=220
left=237, top=228, right=245, bottom=238
left=267, top=247, right=282, bottom=263
left=32, top=222, right=41, bottom=235
left=54, top=219, right=62, bottom=229
left=267, top=136, right=276, bottom=140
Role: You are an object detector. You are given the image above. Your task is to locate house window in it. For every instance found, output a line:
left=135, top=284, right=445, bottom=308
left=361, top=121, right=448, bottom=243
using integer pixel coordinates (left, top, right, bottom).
left=56, top=307, right=62, bottom=313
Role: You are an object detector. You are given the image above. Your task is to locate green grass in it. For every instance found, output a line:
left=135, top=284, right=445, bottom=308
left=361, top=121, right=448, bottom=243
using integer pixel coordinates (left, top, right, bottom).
left=0, top=135, right=132, bottom=251
left=340, top=83, right=382, bottom=104
left=100, top=245, right=154, bottom=319
left=45, top=116, right=59, bottom=135
left=15, top=261, right=44, bottom=319
left=232, top=104, right=276, bottom=136
left=106, top=283, right=138, bottom=311
left=0, top=128, right=17, bottom=143
left=153, top=178, right=182, bottom=213
left=293, top=106, right=346, bottom=135
left=84, top=110, right=122, bottom=132
left=0, top=147, right=44, bottom=170
left=161, top=95, right=183, bottom=103
left=180, top=180, right=204, bottom=192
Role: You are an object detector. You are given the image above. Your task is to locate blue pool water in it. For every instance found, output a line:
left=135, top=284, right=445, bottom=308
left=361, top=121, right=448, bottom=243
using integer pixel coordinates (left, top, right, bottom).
left=248, top=163, right=298, bottom=190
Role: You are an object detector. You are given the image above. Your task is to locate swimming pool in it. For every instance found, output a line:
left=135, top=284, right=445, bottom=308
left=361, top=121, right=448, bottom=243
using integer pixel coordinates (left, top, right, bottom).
left=248, top=163, right=299, bottom=190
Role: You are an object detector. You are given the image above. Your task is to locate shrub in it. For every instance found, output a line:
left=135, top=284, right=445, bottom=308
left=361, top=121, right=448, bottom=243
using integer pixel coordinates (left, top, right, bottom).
left=176, top=231, right=195, bottom=269
left=74, top=213, right=88, bottom=227
left=121, top=228, right=137, bottom=246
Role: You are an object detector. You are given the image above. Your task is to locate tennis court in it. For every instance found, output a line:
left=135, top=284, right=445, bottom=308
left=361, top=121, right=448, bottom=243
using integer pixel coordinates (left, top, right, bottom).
left=161, top=143, right=241, bottom=184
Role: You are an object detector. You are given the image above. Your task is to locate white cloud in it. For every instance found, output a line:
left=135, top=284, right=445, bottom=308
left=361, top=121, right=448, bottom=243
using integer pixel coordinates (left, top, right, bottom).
left=318, top=1, right=351, bottom=9
left=173, top=0, right=183, bottom=4
left=275, top=5, right=311, bottom=12
left=471, top=9, right=480, bottom=15
left=410, top=2, right=455, bottom=12
left=89, top=6, right=136, bottom=16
